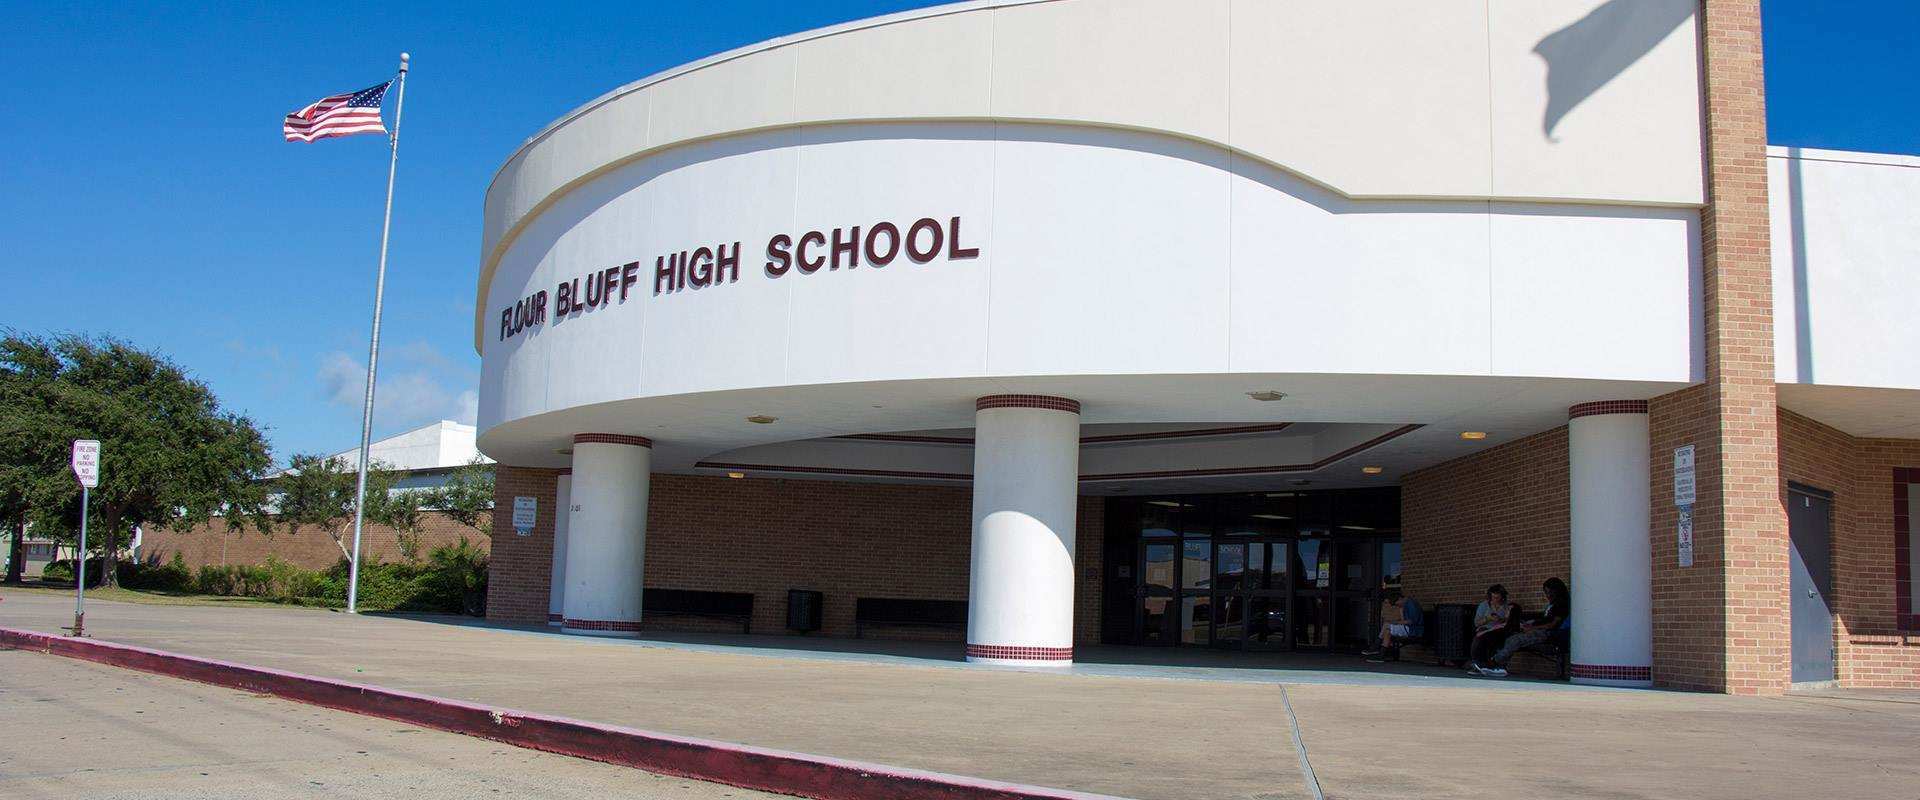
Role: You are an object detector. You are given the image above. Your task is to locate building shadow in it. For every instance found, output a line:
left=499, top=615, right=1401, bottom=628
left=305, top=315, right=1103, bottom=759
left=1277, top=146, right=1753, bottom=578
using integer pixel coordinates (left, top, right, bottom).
left=1536, top=0, right=1697, bottom=140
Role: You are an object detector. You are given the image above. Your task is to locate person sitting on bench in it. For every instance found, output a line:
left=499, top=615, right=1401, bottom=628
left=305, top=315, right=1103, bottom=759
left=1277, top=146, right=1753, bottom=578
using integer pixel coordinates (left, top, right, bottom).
left=1467, top=584, right=1518, bottom=668
left=1363, top=588, right=1423, bottom=662
left=1472, top=577, right=1569, bottom=677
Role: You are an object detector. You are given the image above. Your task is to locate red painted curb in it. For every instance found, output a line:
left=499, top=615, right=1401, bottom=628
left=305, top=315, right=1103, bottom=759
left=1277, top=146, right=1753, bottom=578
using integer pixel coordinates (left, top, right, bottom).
left=0, top=627, right=1126, bottom=800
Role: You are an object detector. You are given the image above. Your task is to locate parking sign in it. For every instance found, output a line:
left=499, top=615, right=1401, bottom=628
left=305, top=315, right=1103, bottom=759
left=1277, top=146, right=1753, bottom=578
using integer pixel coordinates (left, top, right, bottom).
left=71, top=440, right=101, bottom=488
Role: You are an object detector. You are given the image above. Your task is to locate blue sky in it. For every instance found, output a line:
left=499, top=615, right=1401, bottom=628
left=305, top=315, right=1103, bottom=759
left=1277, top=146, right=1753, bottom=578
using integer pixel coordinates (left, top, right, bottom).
left=2, top=1, right=1914, bottom=464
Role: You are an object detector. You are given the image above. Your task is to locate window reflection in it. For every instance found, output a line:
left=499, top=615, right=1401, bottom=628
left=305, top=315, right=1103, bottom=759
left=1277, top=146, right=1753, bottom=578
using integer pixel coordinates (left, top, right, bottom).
left=1182, top=538, right=1211, bottom=590
left=1180, top=595, right=1211, bottom=645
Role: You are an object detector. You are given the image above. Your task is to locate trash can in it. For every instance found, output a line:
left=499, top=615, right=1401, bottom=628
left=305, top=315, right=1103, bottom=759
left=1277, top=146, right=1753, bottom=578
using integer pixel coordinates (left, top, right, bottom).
left=1431, top=603, right=1474, bottom=664
left=787, top=589, right=824, bottom=633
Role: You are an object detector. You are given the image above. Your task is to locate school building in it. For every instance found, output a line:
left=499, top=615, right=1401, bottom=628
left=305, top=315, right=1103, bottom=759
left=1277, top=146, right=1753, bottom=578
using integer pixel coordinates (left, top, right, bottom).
left=473, top=0, right=1920, bottom=693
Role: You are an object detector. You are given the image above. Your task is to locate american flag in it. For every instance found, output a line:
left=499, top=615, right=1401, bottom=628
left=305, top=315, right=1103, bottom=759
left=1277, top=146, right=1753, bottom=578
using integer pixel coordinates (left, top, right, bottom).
left=283, top=81, right=391, bottom=143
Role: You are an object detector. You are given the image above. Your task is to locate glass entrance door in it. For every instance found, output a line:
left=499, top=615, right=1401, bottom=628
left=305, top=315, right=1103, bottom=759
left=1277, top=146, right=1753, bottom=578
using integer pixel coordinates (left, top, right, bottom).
left=1217, top=539, right=1289, bottom=651
left=1331, top=537, right=1381, bottom=651
left=1211, top=541, right=1249, bottom=649
left=1137, top=539, right=1177, bottom=646
left=1292, top=534, right=1332, bottom=647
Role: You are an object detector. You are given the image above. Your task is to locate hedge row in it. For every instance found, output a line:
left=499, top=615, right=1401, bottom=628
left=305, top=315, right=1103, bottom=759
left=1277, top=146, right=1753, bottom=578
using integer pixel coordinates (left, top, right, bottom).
left=48, top=538, right=488, bottom=616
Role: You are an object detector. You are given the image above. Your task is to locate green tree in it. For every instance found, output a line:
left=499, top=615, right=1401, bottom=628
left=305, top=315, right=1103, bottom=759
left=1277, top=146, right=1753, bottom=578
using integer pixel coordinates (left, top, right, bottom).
left=0, top=336, right=70, bottom=582
left=429, top=458, right=495, bottom=539
left=0, top=334, right=275, bottom=586
left=267, top=453, right=418, bottom=562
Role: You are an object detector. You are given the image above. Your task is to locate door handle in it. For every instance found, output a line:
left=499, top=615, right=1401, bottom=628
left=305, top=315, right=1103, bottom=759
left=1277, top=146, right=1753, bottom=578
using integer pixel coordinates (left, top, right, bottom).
left=1807, top=589, right=1817, bottom=598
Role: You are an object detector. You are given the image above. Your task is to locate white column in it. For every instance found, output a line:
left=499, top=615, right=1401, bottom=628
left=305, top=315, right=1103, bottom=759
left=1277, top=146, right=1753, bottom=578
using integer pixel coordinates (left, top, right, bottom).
left=1568, top=401, right=1653, bottom=687
left=547, top=473, right=572, bottom=626
left=967, top=395, right=1081, bottom=666
left=560, top=434, right=651, bottom=637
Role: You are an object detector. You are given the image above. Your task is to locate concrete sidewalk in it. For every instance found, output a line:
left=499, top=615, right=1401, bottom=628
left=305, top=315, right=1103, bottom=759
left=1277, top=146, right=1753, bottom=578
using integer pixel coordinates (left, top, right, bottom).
left=5, top=590, right=1918, bottom=799
left=0, top=648, right=785, bottom=800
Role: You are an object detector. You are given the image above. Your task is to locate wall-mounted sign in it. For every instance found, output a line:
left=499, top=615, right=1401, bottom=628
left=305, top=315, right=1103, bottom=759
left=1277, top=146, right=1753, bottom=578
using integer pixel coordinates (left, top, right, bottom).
left=1676, top=507, right=1694, bottom=567
left=1673, top=445, right=1696, bottom=507
left=497, top=215, right=980, bottom=343
left=512, top=496, right=537, bottom=536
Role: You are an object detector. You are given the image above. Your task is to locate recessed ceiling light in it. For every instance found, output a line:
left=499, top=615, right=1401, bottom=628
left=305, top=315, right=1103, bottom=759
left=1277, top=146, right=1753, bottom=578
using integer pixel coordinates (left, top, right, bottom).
left=1361, top=466, right=1383, bottom=475
left=1246, top=390, right=1288, bottom=402
left=726, top=471, right=745, bottom=479
left=1263, top=492, right=1300, bottom=498
left=747, top=415, right=779, bottom=424
left=1147, top=500, right=1187, bottom=508
left=1460, top=431, right=1488, bottom=440
left=1251, top=513, right=1293, bottom=520
left=1339, top=524, right=1376, bottom=531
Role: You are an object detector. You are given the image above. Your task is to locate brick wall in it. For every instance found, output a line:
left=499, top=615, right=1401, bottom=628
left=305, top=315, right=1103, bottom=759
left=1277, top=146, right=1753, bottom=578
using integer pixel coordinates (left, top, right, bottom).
left=1778, top=411, right=1920, bottom=688
left=1649, top=385, right=1726, bottom=691
left=1665, top=0, right=1791, bottom=695
left=1402, top=427, right=1570, bottom=676
left=143, top=512, right=490, bottom=572
left=486, top=470, right=1106, bottom=646
left=484, top=465, right=563, bottom=624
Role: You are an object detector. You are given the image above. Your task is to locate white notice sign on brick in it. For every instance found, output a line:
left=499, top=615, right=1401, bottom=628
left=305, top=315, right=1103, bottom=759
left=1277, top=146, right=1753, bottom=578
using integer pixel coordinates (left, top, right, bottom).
left=512, top=496, right=537, bottom=536
left=1673, top=445, right=1696, bottom=507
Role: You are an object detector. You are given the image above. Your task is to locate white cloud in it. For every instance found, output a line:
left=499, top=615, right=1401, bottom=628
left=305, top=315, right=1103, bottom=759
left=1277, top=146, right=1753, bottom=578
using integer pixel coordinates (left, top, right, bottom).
left=454, top=390, right=479, bottom=425
left=318, top=344, right=477, bottom=431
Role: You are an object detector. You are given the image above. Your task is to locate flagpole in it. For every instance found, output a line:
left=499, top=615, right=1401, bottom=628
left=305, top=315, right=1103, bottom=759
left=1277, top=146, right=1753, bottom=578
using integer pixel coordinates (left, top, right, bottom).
left=347, top=52, right=408, bottom=615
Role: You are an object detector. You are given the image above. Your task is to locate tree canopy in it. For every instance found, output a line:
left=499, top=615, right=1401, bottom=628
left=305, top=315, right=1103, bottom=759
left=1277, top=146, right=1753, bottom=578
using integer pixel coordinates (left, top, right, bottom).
left=265, top=452, right=442, bottom=562
left=0, top=333, right=274, bottom=585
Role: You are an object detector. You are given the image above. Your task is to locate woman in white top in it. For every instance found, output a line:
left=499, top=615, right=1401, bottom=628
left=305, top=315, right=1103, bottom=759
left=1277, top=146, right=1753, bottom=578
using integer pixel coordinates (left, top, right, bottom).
left=1468, top=584, right=1515, bottom=669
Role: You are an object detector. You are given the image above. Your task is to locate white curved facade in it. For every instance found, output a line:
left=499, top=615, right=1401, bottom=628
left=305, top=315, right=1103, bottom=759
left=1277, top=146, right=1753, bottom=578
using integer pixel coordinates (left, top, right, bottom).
left=479, top=121, right=1702, bottom=468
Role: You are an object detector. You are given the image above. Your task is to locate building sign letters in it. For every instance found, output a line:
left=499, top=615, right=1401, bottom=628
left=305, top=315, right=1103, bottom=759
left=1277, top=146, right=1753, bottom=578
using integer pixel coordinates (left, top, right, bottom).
left=498, top=215, right=980, bottom=342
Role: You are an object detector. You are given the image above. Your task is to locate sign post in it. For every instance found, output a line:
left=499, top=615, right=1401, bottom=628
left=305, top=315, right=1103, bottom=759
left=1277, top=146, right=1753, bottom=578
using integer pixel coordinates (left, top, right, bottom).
left=70, top=440, right=100, bottom=637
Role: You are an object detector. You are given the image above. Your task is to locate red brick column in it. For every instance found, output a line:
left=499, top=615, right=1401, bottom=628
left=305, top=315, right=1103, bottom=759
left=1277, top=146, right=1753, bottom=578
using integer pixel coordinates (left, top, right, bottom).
left=485, top=465, right=564, bottom=625
left=1648, top=0, right=1788, bottom=694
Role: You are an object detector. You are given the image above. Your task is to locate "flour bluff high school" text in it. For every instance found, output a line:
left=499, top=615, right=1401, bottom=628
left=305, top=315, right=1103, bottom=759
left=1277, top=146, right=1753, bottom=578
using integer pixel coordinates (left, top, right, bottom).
left=497, top=215, right=978, bottom=343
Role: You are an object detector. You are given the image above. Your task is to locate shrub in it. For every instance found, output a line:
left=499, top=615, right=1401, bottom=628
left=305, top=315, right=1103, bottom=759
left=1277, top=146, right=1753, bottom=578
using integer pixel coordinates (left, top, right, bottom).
left=41, top=557, right=112, bottom=587
left=42, top=561, right=72, bottom=584
left=123, top=553, right=194, bottom=593
left=195, top=564, right=240, bottom=595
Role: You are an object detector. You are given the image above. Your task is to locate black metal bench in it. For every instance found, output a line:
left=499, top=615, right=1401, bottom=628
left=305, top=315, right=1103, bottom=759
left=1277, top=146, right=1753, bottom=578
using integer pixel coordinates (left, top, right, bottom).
left=853, top=597, right=967, bottom=638
left=643, top=588, right=755, bottom=633
left=1518, top=628, right=1571, bottom=680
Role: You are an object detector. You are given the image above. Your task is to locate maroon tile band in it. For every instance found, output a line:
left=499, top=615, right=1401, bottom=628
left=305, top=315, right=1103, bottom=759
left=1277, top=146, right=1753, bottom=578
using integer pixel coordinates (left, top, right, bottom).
left=1568, top=400, right=1650, bottom=419
left=572, top=433, right=653, bottom=448
left=965, top=643, right=1074, bottom=661
left=1570, top=663, right=1652, bottom=682
left=562, top=618, right=644, bottom=632
left=975, top=395, right=1081, bottom=414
